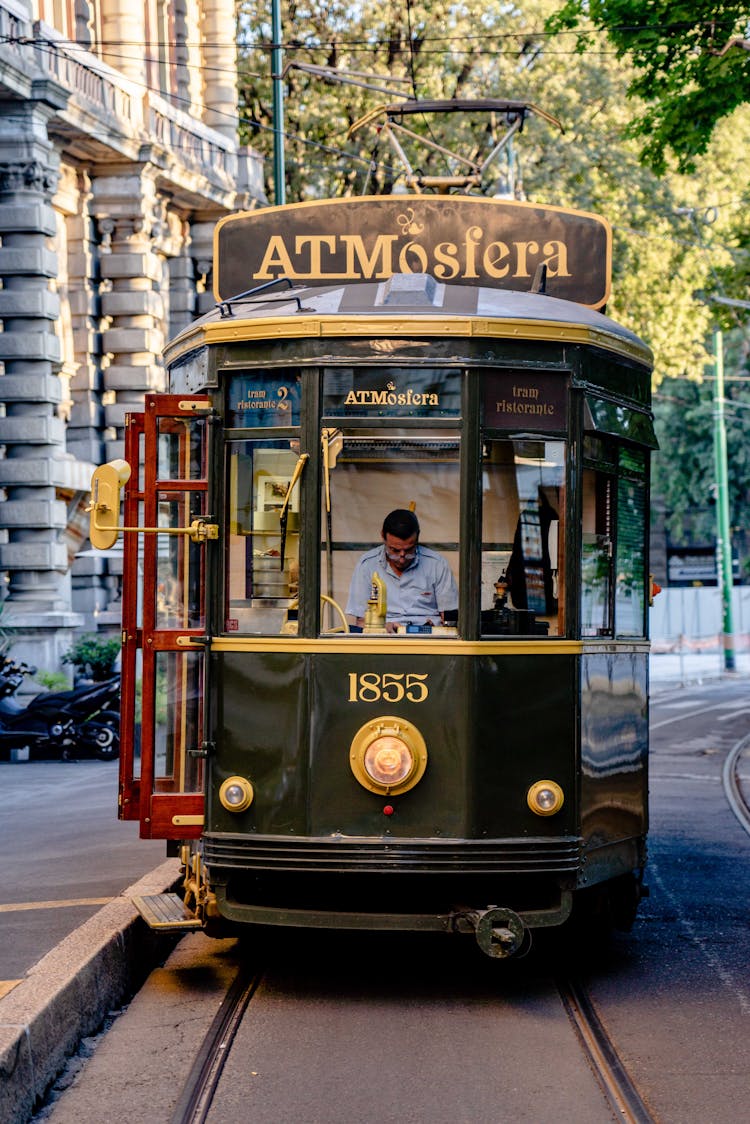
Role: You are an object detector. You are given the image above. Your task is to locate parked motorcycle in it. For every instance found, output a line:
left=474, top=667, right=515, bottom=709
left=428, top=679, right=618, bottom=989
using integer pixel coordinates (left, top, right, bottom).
left=0, top=657, right=120, bottom=761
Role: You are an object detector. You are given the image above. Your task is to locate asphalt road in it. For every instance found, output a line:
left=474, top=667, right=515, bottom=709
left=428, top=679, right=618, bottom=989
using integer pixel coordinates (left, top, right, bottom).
left=0, top=761, right=165, bottom=990
left=30, top=677, right=750, bottom=1124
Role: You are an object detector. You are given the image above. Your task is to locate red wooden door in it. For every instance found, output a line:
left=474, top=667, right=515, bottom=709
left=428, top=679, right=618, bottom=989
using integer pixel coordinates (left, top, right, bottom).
left=119, top=394, right=214, bottom=839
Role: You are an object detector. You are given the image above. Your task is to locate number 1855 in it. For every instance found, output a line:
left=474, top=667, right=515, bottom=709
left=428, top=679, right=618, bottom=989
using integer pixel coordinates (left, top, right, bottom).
left=347, top=672, right=429, bottom=703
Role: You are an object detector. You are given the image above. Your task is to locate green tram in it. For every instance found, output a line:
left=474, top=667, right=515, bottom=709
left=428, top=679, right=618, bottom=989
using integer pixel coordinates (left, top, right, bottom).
left=92, top=196, right=656, bottom=957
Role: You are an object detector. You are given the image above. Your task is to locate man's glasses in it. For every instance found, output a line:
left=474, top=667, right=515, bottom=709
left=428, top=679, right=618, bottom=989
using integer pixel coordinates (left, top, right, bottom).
left=385, top=544, right=418, bottom=561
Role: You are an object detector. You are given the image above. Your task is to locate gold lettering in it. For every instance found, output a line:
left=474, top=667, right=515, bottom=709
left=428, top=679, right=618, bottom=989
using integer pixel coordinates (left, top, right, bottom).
left=295, top=235, right=337, bottom=277
left=341, top=234, right=398, bottom=278
left=341, top=234, right=398, bottom=279
left=398, top=240, right=429, bottom=274
left=483, top=240, right=510, bottom=279
left=542, top=240, right=571, bottom=278
left=515, top=240, right=540, bottom=278
left=463, top=226, right=482, bottom=279
left=433, top=241, right=460, bottom=281
left=253, top=236, right=296, bottom=280
left=347, top=671, right=430, bottom=703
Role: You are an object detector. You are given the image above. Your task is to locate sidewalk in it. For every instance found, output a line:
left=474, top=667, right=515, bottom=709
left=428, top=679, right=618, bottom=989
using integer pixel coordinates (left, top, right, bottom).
left=649, top=649, right=750, bottom=693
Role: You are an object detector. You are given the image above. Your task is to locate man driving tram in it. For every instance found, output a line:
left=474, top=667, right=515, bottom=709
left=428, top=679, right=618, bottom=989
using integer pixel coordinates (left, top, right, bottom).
left=345, top=509, right=458, bottom=632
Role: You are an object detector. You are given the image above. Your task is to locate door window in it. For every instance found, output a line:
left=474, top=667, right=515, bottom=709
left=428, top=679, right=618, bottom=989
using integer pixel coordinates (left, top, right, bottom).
left=225, top=439, right=304, bottom=634
left=481, top=439, right=565, bottom=637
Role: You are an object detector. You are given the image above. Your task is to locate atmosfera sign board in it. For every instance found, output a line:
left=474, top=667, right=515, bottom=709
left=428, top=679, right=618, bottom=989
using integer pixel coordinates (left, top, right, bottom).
left=214, top=196, right=612, bottom=310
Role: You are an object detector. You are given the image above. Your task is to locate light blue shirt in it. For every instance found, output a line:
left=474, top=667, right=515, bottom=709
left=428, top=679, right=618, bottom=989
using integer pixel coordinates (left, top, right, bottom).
left=346, top=545, right=458, bottom=626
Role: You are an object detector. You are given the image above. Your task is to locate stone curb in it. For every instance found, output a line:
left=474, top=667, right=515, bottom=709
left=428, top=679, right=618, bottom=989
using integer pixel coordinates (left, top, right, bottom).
left=0, top=858, right=181, bottom=1124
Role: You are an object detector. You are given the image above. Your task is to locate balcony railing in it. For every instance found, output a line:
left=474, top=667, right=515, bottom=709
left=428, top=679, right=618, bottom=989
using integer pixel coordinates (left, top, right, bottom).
left=0, top=0, right=29, bottom=61
left=0, top=11, right=257, bottom=199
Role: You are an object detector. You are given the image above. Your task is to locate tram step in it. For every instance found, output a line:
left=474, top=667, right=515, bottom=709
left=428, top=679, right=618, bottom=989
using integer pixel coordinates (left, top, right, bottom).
left=133, top=892, right=203, bottom=931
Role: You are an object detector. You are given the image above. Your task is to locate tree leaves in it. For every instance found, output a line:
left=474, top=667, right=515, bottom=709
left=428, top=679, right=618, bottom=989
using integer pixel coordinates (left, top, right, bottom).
left=548, top=1, right=750, bottom=175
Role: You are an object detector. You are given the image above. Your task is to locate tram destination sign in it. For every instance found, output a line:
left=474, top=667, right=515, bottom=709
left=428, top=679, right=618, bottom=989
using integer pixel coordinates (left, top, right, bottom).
left=214, top=196, right=612, bottom=309
left=484, top=371, right=568, bottom=432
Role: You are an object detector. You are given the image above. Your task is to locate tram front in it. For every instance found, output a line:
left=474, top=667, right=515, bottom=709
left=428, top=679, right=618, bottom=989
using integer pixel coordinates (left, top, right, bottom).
left=95, top=196, right=655, bottom=957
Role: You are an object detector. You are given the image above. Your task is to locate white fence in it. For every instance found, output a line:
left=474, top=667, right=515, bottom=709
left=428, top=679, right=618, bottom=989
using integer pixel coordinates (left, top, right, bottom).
left=650, top=586, right=750, bottom=653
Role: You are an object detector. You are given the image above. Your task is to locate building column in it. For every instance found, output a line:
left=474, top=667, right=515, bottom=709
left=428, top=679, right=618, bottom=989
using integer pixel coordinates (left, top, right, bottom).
left=202, top=0, right=239, bottom=140
left=0, top=99, right=84, bottom=669
left=168, top=220, right=199, bottom=339
left=91, top=169, right=168, bottom=461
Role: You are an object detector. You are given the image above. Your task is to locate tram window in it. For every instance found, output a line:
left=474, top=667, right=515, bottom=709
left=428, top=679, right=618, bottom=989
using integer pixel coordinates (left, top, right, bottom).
left=615, top=450, right=647, bottom=637
left=581, top=469, right=613, bottom=636
left=581, top=443, right=647, bottom=638
left=225, top=439, right=303, bottom=634
left=155, top=491, right=206, bottom=631
left=320, top=429, right=460, bottom=635
left=153, top=649, right=204, bottom=794
left=481, top=439, right=565, bottom=637
left=157, top=417, right=207, bottom=479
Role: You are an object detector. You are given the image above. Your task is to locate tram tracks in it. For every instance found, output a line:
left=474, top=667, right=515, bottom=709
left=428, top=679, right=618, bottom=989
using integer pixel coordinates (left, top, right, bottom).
left=169, top=956, right=655, bottom=1124
left=557, top=976, right=655, bottom=1124
left=169, top=966, right=262, bottom=1124
left=722, top=732, right=750, bottom=838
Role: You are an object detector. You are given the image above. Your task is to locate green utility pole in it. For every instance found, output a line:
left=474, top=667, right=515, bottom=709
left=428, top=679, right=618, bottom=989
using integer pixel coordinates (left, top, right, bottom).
left=271, top=0, right=286, bottom=205
left=712, top=329, right=735, bottom=671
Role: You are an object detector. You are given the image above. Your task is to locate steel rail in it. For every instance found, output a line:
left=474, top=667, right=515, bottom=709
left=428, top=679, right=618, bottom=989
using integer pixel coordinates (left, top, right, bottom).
left=722, top=732, right=750, bottom=838
left=169, top=965, right=262, bottom=1124
left=557, top=977, right=656, bottom=1124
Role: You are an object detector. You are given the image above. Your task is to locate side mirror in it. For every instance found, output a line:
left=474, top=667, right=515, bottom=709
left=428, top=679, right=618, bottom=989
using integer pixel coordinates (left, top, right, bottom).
left=89, top=459, right=132, bottom=550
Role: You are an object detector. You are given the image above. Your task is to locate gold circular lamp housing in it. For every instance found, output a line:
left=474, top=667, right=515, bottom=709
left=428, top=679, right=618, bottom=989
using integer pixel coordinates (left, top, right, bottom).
left=350, top=716, right=428, bottom=795
left=219, top=775, right=255, bottom=813
left=527, top=779, right=564, bottom=817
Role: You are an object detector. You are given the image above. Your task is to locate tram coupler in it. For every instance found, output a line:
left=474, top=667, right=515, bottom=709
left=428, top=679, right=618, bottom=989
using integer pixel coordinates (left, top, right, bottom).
left=464, top=906, right=526, bottom=959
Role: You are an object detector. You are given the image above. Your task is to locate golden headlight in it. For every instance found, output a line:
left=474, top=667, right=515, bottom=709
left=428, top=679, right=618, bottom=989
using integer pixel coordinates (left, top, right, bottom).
left=527, top=779, right=564, bottom=817
left=350, top=716, right=427, bottom=796
left=219, top=775, right=255, bottom=813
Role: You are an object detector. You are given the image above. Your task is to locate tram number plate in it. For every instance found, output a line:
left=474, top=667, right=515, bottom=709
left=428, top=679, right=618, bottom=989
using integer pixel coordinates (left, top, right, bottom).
left=347, top=672, right=429, bottom=703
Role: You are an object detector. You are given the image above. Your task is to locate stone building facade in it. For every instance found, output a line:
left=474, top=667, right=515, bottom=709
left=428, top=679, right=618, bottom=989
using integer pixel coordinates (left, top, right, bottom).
left=0, top=0, right=265, bottom=673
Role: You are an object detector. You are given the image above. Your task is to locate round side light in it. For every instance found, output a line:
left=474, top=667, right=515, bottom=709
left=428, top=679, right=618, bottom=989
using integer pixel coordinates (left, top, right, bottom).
left=350, top=717, right=428, bottom=796
left=219, top=775, right=255, bottom=813
left=527, top=779, right=564, bottom=817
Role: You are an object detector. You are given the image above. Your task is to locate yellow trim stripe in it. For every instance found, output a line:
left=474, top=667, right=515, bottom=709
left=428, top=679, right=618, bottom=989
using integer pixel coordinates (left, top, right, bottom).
left=212, top=637, right=650, bottom=656
left=210, top=637, right=654, bottom=656
left=213, top=637, right=583, bottom=655
left=164, top=314, right=652, bottom=369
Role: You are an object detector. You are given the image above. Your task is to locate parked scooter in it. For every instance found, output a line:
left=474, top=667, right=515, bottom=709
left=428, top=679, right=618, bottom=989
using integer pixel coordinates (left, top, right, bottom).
left=0, top=656, right=120, bottom=760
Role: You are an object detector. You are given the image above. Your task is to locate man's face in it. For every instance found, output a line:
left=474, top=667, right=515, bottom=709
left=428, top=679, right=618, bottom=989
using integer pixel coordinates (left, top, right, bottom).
left=383, top=532, right=418, bottom=574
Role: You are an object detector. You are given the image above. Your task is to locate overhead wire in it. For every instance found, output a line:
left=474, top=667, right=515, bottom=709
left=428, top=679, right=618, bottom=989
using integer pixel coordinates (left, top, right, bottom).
left=5, top=30, right=750, bottom=231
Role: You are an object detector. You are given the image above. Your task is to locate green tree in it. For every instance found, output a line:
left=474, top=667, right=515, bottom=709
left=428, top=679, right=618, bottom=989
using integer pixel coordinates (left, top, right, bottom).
left=237, top=0, right=750, bottom=557
left=652, top=331, right=750, bottom=573
left=548, top=1, right=750, bottom=176
left=237, top=0, right=750, bottom=380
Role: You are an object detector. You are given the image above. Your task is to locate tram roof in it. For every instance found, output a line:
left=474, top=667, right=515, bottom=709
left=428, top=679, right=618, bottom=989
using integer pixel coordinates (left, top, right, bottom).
left=164, top=278, right=653, bottom=370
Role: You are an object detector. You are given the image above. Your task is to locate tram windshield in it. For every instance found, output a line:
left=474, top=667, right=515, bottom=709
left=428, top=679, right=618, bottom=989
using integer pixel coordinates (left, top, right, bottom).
left=481, top=439, right=565, bottom=637
left=321, top=429, right=461, bottom=635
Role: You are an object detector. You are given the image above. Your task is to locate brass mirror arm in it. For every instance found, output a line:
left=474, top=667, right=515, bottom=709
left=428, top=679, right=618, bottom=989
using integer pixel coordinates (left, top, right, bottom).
left=278, top=453, right=310, bottom=521
left=87, top=507, right=218, bottom=543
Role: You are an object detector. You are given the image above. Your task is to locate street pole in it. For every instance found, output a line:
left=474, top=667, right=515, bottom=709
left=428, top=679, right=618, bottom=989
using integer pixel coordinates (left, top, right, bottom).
left=712, top=328, right=735, bottom=670
left=271, top=0, right=286, bottom=205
